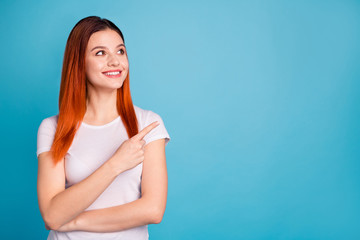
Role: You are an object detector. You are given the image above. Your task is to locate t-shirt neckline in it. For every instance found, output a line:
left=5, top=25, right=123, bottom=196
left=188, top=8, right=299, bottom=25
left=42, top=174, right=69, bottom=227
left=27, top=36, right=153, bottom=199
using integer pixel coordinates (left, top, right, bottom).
left=81, top=116, right=121, bottom=129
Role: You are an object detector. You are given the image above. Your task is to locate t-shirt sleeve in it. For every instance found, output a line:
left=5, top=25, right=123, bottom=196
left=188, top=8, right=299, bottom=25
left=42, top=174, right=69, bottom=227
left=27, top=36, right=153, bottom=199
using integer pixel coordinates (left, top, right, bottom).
left=142, top=110, right=170, bottom=147
left=36, top=117, right=57, bottom=158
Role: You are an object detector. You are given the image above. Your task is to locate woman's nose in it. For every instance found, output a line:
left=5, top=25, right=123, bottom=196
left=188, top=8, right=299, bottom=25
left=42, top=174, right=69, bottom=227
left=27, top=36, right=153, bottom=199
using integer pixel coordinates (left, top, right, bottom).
left=107, top=53, right=120, bottom=67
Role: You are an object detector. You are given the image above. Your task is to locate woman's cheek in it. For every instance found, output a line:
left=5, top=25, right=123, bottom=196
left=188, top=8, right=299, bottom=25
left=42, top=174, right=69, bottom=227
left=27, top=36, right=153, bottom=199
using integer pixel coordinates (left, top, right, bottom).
left=121, top=59, right=129, bottom=69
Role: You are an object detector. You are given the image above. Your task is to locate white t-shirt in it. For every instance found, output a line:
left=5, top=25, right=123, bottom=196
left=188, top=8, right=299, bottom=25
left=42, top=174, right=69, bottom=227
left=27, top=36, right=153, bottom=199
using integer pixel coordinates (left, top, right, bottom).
left=36, top=105, right=170, bottom=240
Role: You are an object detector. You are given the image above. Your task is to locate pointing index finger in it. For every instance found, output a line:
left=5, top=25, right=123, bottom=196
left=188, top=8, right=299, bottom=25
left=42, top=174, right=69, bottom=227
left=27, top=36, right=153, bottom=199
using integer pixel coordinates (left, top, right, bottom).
left=132, top=121, right=160, bottom=141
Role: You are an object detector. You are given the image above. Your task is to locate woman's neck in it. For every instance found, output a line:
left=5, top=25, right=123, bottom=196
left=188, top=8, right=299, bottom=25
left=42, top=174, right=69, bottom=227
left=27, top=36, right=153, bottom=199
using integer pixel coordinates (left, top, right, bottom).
left=83, top=88, right=119, bottom=125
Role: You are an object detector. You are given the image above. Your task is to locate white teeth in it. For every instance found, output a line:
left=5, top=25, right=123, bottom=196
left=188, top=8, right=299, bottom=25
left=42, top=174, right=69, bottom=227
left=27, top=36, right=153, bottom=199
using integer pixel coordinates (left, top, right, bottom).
left=104, top=71, right=120, bottom=75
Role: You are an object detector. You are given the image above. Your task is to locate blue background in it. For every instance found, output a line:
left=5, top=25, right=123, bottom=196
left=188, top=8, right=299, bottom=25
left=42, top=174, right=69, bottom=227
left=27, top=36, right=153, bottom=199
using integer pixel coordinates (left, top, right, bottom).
left=1, top=0, right=359, bottom=239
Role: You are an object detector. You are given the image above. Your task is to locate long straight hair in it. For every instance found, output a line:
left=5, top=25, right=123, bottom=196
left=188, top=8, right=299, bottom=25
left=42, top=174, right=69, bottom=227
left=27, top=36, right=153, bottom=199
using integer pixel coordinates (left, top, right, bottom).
left=50, top=16, right=139, bottom=165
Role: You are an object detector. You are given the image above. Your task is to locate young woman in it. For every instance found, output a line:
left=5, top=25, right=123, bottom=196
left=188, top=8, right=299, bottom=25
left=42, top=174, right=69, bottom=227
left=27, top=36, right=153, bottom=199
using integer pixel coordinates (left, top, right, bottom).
left=36, top=16, right=170, bottom=240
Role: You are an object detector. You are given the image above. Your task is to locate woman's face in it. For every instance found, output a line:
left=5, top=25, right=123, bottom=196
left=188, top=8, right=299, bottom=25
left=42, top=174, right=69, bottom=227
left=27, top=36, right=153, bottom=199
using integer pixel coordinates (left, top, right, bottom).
left=85, top=28, right=129, bottom=91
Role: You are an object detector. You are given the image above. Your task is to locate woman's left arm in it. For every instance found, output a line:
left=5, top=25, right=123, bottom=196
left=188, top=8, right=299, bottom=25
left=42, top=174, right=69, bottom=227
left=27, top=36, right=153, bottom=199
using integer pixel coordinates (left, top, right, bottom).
left=57, top=138, right=168, bottom=232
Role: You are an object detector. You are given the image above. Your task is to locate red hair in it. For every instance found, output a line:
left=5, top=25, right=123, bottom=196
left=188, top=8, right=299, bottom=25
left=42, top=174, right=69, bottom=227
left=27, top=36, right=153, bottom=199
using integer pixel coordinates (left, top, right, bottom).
left=50, top=16, right=139, bottom=165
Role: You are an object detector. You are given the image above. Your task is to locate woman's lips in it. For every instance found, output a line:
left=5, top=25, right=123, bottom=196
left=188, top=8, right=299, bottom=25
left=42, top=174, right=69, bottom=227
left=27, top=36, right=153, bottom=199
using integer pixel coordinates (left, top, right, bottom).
left=102, top=71, right=122, bottom=78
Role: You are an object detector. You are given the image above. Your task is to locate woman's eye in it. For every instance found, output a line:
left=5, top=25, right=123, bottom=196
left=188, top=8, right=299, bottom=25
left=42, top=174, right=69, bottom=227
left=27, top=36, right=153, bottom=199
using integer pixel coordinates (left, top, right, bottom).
left=95, top=49, right=124, bottom=56
left=95, top=50, right=105, bottom=56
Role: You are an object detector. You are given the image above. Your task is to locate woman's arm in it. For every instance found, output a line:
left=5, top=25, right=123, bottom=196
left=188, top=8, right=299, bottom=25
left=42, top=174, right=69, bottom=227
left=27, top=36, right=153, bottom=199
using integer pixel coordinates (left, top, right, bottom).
left=58, top=197, right=155, bottom=232
left=37, top=151, right=120, bottom=230
left=57, top=138, right=168, bottom=232
left=39, top=122, right=159, bottom=231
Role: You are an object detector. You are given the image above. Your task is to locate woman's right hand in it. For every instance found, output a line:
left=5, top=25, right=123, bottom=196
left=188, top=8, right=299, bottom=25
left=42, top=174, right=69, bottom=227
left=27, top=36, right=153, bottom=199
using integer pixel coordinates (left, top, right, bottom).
left=108, top=121, right=160, bottom=174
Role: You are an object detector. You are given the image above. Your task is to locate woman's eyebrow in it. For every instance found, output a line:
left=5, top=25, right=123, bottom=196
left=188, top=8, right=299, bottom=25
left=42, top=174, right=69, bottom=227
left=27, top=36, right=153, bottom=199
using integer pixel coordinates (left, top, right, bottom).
left=91, top=44, right=125, bottom=52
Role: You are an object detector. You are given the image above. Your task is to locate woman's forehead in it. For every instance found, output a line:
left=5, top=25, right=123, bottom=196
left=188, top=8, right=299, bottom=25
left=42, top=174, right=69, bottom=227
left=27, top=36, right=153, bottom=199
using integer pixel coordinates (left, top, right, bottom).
left=87, top=29, right=124, bottom=48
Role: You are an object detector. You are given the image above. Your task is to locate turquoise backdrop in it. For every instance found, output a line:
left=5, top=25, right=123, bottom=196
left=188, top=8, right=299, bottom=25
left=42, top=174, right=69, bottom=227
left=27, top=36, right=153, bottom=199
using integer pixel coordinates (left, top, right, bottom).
left=1, top=0, right=359, bottom=239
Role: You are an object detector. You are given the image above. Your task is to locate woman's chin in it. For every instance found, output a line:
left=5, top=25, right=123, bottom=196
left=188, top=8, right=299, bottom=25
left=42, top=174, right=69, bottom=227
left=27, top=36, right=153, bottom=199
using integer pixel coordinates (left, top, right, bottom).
left=105, top=80, right=125, bottom=90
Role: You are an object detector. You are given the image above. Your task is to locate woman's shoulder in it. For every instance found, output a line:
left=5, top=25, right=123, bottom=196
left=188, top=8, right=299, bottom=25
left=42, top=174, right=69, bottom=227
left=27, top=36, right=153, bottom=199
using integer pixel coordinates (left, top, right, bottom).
left=133, top=105, right=166, bottom=128
left=134, top=105, right=160, bottom=123
left=134, top=105, right=158, bottom=120
left=38, top=114, right=59, bottom=131
left=133, top=105, right=170, bottom=145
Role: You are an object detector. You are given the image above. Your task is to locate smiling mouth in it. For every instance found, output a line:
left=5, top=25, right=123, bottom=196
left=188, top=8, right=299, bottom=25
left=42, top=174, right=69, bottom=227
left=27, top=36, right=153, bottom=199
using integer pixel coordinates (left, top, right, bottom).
left=102, top=71, right=122, bottom=78
left=103, top=70, right=121, bottom=75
